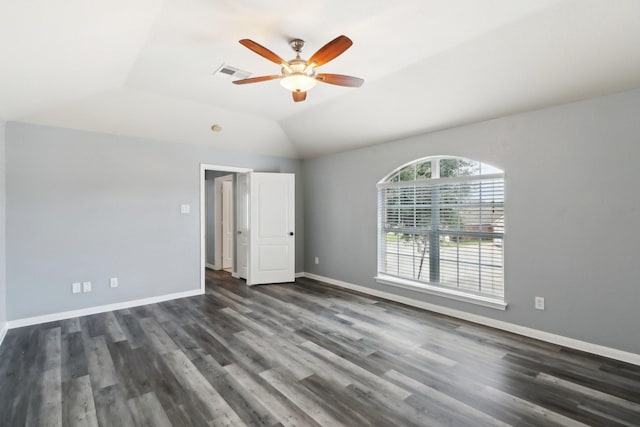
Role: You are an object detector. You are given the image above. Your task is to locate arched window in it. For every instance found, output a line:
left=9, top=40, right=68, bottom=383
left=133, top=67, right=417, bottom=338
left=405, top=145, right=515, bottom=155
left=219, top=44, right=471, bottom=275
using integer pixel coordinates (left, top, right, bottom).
left=376, top=156, right=505, bottom=307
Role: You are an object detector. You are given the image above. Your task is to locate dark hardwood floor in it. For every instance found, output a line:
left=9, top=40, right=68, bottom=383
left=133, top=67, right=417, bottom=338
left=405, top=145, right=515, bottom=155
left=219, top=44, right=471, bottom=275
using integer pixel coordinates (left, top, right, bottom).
left=1, top=270, right=639, bottom=426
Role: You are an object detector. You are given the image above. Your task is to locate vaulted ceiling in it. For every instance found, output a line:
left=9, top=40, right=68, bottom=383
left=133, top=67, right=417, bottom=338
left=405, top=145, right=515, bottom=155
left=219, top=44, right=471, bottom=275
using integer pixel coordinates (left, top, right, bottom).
left=2, top=0, right=640, bottom=158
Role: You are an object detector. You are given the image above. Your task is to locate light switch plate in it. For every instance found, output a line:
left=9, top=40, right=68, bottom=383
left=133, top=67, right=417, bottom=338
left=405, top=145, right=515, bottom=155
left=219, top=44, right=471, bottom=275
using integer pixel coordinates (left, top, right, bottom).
left=535, top=296, right=545, bottom=310
left=83, top=281, right=92, bottom=293
left=181, top=204, right=191, bottom=214
left=110, top=277, right=118, bottom=288
left=72, top=282, right=82, bottom=294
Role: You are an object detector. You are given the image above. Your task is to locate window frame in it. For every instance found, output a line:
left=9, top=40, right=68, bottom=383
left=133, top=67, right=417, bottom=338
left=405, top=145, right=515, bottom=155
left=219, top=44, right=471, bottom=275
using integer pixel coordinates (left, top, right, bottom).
left=375, top=156, right=507, bottom=310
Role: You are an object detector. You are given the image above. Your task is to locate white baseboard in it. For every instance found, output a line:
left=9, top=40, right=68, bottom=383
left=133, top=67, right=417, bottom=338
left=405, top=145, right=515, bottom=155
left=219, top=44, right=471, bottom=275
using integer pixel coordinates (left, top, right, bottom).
left=302, top=272, right=640, bottom=366
left=6, top=288, right=204, bottom=329
left=205, top=263, right=218, bottom=270
left=0, top=323, right=7, bottom=348
left=227, top=272, right=302, bottom=280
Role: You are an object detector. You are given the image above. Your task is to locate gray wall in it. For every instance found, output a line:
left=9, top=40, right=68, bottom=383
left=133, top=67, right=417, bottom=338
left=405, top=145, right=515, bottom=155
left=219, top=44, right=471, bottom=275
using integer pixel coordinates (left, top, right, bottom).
left=204, top=170, right=233, bottom=267
left=303, top=88, right=640, bottom=355
left=0, top=120, right=6, bottom=330
left=6, top=122, right=303, bottom=320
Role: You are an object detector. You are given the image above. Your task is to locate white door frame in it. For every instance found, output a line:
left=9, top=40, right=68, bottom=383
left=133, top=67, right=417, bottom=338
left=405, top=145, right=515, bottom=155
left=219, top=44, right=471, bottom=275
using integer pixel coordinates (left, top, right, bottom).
left=200, top=164, right=253, bottom=293
left=235, top=173, right=249, bottom=280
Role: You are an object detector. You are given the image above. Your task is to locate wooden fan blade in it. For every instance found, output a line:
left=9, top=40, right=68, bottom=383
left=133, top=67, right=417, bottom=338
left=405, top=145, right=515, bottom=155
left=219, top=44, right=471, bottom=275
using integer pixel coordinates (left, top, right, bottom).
left=232, top=75, right=281, bottom=85
left=239, top=39, right=287, bottom=65
left=307, top=35, right=353, bottom=68
left=316, top=73, right=364, bottom=87
left=292, top=91, right=307, bottom=102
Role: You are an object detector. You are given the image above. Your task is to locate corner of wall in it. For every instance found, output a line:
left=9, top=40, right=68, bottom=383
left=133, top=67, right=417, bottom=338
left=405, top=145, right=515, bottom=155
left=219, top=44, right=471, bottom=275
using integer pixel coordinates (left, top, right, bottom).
left=0, top=119, right=7, bottom=344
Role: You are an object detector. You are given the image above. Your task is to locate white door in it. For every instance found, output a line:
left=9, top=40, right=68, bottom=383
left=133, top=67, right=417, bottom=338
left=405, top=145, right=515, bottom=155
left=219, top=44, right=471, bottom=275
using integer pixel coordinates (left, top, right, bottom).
left=248, top=173, right=295, bottom=285
left=236, top=173, right=249, bottom=279
left=222, top=180, right=234, bottom=269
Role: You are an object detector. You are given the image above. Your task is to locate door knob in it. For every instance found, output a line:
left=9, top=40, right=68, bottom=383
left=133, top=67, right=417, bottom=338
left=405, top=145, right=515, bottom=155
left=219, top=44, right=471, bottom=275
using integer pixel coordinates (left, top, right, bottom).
left=289, top=232, right=294, bottom=236
left=237, top=230, right=242, bottom=235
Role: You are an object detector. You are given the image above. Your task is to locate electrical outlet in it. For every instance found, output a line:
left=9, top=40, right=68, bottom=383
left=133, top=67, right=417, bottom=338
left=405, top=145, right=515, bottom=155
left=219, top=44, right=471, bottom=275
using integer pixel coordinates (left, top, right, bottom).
left=315, top=257, right=319, bottom=265
left=535, top=296, right=545, bottom=310
left=110, top=277, right=118, bottom=288
left=83, top=281, right=92, bottom=293
left=72, top=282, right=82, bottom=294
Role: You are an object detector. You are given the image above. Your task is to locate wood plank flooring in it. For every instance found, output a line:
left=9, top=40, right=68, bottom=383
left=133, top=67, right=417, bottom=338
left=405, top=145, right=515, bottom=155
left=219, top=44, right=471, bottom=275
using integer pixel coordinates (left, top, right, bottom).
left=1, top=270, right=639, bottom=426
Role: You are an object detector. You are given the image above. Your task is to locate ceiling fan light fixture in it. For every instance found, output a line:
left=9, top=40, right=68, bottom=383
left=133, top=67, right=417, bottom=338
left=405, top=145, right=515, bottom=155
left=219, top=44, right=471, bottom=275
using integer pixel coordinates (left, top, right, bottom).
left=234, top=35, right=363, bottom=102
left=280, top=73, right=317, bottom=92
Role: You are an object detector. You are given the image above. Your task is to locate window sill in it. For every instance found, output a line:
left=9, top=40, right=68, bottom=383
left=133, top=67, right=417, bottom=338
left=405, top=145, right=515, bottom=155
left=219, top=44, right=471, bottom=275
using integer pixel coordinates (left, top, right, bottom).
left=374, top=275, right=508, bottom=311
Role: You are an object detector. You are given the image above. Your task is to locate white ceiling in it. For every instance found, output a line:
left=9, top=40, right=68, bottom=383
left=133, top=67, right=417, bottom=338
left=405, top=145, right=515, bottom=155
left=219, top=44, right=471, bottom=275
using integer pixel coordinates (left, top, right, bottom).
left=1, top=0, right=640, bottom=158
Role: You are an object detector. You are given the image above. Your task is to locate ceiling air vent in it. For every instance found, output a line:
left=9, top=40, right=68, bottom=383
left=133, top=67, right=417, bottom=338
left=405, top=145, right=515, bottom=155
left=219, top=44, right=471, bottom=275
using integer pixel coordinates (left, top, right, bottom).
left=214, top=64, right=252, bottom=80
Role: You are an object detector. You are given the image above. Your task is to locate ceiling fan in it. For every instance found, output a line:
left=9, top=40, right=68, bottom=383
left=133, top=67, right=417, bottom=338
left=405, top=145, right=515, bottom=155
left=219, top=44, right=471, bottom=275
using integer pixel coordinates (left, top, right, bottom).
left=232, top=35, right=364, bottom=102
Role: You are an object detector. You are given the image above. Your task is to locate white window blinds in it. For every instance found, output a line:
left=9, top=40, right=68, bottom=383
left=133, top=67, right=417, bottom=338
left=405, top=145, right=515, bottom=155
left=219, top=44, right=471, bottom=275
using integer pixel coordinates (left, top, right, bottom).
left=377, top=157, right=504, bottom=299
